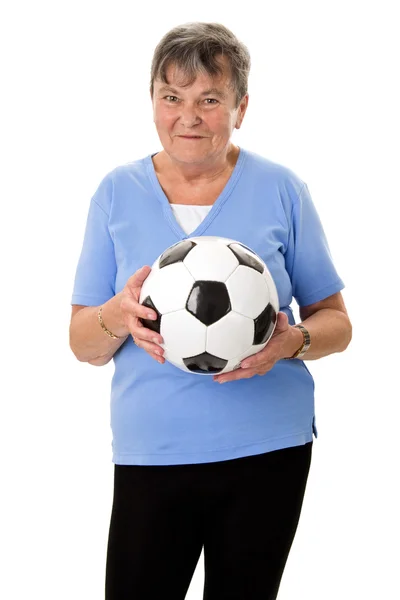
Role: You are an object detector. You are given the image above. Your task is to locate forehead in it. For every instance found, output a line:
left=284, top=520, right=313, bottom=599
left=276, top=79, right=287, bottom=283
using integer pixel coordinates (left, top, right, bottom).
left=155, top=59, right=233, bottom=96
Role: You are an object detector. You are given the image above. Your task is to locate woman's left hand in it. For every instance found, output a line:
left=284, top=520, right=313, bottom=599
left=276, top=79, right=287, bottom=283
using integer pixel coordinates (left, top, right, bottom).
left=213, top=311, right=295, bottom=384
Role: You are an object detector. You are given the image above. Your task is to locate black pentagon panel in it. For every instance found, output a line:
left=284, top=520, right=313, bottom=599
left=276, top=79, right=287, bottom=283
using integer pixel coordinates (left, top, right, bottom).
left=159, top=240, right=197, bottom=269
left=187, top=281, right=231, bottom=325
left=183, top=352, right=228, bottom=374
left=138, top=296, right=161, bottom=334
left=254, top=303, right=277, bottom=345
left=228, top=243, right=264, bottom=274
left=235, top=241, right=259, bottom=255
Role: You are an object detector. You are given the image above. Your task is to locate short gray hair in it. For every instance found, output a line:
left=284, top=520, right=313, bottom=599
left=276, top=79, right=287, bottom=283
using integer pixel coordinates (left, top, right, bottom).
left=150, top=22, right=251, bottom=109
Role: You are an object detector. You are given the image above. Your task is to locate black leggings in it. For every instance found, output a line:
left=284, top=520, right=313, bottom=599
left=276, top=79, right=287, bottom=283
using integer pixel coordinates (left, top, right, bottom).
left=105, top=442, right=312, bottom=600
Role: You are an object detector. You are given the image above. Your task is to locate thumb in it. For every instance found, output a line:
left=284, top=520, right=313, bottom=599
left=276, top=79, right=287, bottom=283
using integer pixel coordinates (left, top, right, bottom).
left=129, top=265, right=151, bottom=286
left=138, top=265, right=151, bottom=275
left=274, top=311, right=289, bottom=332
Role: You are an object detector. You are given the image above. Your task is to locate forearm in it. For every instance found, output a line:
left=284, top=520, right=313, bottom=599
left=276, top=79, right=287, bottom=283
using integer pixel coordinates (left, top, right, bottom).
left=69, top=292, right=130, bottom=363
left=292, top=308, right=352, bottom=361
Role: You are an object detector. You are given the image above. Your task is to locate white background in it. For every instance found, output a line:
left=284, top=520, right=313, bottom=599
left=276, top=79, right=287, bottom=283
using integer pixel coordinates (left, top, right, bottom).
left=2, top=1, right=399, bottom=598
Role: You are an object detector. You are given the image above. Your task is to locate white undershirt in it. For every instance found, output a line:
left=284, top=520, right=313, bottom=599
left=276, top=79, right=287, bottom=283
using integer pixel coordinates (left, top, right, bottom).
left=170, top=204, right=213, bottom=235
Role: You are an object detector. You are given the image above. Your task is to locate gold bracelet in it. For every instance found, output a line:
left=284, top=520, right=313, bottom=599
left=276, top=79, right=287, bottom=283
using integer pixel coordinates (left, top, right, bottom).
left=97, top=306, right=123, bottom=339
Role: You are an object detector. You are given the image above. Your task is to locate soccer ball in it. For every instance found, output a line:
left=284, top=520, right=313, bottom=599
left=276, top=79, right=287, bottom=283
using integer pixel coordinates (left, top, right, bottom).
left=139, top=236, right=279, bottom=375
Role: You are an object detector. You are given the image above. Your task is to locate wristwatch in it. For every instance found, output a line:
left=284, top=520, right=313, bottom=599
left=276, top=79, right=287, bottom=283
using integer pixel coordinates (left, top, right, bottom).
left=284, top=324, right=311, bottom=359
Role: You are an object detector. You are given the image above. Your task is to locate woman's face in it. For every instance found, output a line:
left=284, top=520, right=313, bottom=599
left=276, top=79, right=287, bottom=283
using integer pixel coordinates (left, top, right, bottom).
left=151, top=59, right=248, bottom=167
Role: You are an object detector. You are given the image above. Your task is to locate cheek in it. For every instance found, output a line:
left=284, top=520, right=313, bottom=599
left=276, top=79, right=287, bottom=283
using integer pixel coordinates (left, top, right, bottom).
left=208, top=112, right=233, bottom=132
left=154, top=108, right=174, bottom=129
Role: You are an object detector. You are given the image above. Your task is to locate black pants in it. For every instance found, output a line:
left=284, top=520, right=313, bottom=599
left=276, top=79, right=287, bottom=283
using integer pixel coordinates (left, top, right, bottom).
left=105, top=441, right=312, bottom=599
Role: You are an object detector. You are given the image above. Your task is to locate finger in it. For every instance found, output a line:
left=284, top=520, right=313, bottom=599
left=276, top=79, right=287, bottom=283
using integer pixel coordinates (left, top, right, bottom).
left=121, top=292, right=158, bottom=322
left=213, top=368, right=255, bottom=384
left=130, top=321, right=164, bottom=347
left=149, top=352, right=166, bottom=365
left=134, top=337, right=165, bottom=361
left=138, top=303, right=159, bottom=322
left=132, top=319, right=164, bottom=350
left=134, top=337, right=165, bottom=365
left=240, top=348, right=274, bottom=369
left=241, top=357, right=271, bottom=370
left=122, top=302, right=160, bottom=340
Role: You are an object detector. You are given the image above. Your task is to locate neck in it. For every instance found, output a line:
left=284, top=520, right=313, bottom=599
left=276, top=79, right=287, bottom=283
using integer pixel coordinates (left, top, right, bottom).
left=154, top=144, right=239, bottom=185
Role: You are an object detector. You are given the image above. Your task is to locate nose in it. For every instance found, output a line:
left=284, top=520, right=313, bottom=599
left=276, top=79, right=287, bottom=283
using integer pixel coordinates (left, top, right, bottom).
left=178, top=103, right=202, bottom=128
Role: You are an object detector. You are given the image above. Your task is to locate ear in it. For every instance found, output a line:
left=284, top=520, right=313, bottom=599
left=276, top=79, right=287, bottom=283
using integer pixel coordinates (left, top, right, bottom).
left=235, top=94, right=249, bottom=129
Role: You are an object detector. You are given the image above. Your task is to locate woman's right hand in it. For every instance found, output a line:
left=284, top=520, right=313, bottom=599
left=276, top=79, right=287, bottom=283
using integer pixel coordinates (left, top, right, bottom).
left=120, top=266, right=165, bottom=364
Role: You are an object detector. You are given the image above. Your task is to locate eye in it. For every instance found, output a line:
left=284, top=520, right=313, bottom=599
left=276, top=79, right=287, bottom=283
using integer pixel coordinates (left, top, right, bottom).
left=163, top=96, right=219, bottom=105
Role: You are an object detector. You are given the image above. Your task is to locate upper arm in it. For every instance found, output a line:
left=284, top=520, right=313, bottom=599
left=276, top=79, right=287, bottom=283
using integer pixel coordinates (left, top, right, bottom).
left=299, top=291, right=349, bottom=322
left=70, top=176, right=117, bottom=309
left=285, top=182, right=345, bottom=308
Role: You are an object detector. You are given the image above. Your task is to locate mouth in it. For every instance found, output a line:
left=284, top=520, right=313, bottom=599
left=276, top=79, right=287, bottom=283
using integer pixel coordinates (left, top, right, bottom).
left=178, top=135, right=205, bottom=139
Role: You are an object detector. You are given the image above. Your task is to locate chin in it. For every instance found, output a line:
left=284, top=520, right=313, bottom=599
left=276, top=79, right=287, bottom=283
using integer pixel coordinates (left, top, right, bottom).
left=166, top=147, right=210, bottom=164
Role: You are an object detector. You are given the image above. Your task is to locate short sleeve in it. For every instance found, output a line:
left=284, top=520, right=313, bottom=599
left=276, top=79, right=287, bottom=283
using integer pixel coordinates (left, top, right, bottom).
left=70, top=175, right=117, bottom=306
left=284, top=183, right=345, bottom=307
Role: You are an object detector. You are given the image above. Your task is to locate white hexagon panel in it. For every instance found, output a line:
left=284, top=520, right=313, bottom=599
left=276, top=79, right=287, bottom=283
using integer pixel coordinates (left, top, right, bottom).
left=218, top=343, right=269, bottom=375
left=161, top=310, right=207, bottom=358
left=263, top=267, right=280, bottom=311
left=226, top=265, right=270, bottom=319
left=139, top=261, right=195, bottom=314
left=183, top=238, right=239, bottom=282
left=138, top=236, right=280, bottom=375
left=206, top=311, right=255, bottom=359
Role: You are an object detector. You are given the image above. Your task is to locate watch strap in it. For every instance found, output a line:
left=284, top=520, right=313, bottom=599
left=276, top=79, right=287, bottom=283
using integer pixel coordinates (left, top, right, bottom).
left=285, top=324, right=311, bottom=359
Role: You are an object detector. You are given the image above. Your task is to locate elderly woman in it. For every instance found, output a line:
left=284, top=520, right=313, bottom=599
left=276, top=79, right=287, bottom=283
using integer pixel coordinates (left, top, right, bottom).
left=70, top=21, right=352, bottom=600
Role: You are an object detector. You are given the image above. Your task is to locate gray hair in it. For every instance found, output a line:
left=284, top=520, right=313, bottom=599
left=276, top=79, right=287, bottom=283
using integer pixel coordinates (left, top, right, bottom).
left=150, top=22, right=251, bottom=109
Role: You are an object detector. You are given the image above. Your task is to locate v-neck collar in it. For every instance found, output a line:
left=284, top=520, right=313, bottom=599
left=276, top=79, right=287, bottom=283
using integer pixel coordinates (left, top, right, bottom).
left=145, top=147, right=247, bottom=240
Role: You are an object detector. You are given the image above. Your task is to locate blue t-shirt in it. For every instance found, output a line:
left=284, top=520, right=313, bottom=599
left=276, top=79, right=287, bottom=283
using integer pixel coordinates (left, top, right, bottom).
left=71, top=147, right=345, bottom=465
